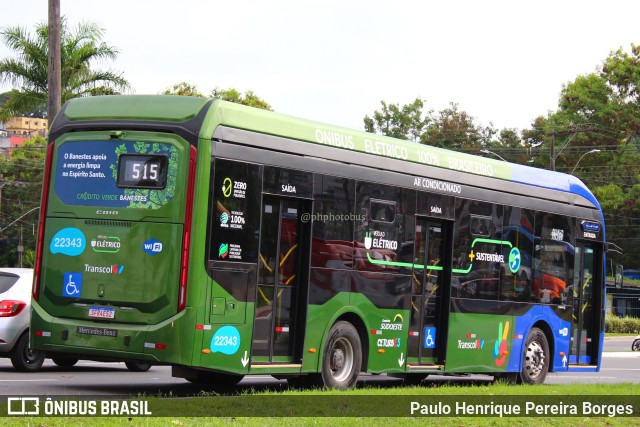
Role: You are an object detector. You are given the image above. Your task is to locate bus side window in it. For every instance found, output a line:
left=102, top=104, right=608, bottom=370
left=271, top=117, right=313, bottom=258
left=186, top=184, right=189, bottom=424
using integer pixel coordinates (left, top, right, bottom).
left=470, top=215, right=491, bottom=237
left=370, top=200, right=396, bottom=223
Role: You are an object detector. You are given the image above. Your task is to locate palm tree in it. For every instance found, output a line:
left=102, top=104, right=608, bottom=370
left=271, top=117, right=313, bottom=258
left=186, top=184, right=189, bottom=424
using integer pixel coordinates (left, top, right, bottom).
left=0, top=18, right=129, bottom=120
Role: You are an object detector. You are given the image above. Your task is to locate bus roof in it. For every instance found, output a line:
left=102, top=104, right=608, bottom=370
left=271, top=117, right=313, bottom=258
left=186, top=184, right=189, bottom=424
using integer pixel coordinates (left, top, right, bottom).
left=53, top=95, right=601, bottom=211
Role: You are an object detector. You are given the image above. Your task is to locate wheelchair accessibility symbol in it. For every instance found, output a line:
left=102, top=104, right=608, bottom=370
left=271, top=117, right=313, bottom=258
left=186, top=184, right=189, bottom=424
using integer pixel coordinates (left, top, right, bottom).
left=424, top=327, right=436, bottom=349
left=62, top=272, right=83, bottom=297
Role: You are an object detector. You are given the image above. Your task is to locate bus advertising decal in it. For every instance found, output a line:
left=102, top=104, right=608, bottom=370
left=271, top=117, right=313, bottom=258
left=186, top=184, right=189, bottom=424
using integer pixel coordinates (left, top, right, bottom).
left=424, top=327, right=436, bottom=349
left=493, top=321, right=510, bottom=367
left=222, top=177, right=247, bottom=199
left=84, top=264, right=125, bottom=275
left=142, top=239, right=163, bottom=255
left=50, top=227, right=86, bottom=257
left=218, top=243, right=243, bottom=260
left=210, top=326, right=241, bottom=355
left=220, top=210, right=246, bottom=230
left=54, top=141, right=177, bottom=209
left=91, top=235, right=121, bottom=253
left=363, top=234, right=521, bottom=275
left=379, top=314, right=404, bottom=331
left=62, top=272, right=83, bottom=297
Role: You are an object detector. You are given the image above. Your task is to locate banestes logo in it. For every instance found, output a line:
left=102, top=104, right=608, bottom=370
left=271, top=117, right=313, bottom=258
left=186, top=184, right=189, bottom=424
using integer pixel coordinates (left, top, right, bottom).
left=84, top=264, right=124, bottom=275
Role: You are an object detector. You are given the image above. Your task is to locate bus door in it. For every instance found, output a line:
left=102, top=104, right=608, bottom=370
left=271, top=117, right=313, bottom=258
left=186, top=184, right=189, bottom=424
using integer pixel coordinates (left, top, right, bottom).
left=569, top=241, right=602, bottom=365
left=408, top=218, right=451, bottom=365
left=252, top=196, right=312, bottom=364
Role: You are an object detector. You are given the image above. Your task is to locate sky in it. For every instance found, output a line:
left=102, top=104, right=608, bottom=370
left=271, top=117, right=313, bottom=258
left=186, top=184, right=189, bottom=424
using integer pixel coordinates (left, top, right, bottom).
left=1, top=0, right=639, bottom=132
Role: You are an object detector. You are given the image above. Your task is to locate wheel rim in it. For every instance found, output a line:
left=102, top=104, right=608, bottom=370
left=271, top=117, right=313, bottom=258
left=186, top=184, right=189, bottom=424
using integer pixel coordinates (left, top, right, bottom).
left=524, top=340, right=546, bottom=379
left=330, top=337, right=354, bottom=382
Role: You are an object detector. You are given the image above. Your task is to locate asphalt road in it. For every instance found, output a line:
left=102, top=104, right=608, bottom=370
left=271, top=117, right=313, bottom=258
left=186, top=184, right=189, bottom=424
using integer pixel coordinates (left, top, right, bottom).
left=0, top=337, right=638, bottom=396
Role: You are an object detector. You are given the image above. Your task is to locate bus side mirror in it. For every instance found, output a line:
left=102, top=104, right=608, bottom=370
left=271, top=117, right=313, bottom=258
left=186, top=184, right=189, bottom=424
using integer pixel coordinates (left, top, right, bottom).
left=615, top=264, right=624, bottom=289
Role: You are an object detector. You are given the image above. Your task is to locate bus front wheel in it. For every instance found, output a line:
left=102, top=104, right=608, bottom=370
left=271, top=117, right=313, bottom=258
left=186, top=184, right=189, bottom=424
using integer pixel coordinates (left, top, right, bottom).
left=521, top=327, right=549, bottom=384
left=321, top=321, right=362, bottom=389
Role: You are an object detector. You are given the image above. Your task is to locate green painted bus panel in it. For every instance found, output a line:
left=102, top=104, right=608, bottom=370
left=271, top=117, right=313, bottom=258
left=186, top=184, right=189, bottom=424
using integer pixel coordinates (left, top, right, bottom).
left=215, top=101, right=513, bottom=181
left=31, top=300, right=197, bottom=365
left=303, top=293, right=411, bottom=374
left=445, top=312, right=514, bottom=373
left=197, top=316, right=254, bottom=375
left=302, top=292, right=350, bottom=372
left=350, top=293, right=410, bottom=374
left=39, top=216, right=182, bottom=324
left=46, top=132, right=189, bottom=223
left=64, top=95, right=209, bottom=122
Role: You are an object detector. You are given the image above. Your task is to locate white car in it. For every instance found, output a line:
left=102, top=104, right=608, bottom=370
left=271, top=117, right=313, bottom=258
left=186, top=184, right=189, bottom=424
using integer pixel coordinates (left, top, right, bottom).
left=0, top=268, right=45, bottom=372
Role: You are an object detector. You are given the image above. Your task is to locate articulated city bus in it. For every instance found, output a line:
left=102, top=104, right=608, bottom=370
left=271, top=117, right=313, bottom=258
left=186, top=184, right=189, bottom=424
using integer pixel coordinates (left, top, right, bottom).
left=31, top=95, right=606, bottom=388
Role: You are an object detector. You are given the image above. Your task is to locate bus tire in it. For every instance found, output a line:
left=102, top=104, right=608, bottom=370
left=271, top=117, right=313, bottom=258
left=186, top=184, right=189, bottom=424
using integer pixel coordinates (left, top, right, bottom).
left=125, top=361, right=152, bottom=372
left=10, top=332, right=45, bottom=373
left=521, top=327, right=549, bottom=384
left=320, top=321, right=362, bottom=389
left=52, top=357, right=79, bottom=368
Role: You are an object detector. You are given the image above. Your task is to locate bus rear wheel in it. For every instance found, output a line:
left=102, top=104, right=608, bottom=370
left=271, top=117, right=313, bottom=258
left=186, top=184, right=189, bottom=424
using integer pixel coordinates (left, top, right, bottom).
left=521, top=327, right=549, bottom=384
left=52, top=357, right=79, bottom=368
left=125, top=361, right=152, bottom=372
left=320, top=321, right=362, bottom=389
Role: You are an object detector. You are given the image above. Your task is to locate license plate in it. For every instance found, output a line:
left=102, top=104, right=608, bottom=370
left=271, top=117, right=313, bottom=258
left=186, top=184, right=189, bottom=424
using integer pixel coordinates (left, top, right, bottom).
left=88, top=306, right=115, bottom=319
left=77, top=326, right=118, bottom=337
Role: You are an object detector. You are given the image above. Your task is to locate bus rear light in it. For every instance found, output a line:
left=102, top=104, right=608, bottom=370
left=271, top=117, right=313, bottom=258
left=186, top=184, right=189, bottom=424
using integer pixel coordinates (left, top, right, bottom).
left=35, top=331, right=51, bottom=337
left=195, top=324, right=212, bottom=330
left=178, top=146, right=197, bottom=313
left=275, top=326, right=289, bottom=333
left=0, top=300, right=26, bottom=317
left=33, top=143, right=55, bottom=301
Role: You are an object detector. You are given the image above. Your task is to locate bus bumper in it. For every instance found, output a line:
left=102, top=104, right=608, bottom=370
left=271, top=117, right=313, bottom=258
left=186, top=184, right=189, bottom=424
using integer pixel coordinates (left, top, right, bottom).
left=30, top=302, right=197, bottom=364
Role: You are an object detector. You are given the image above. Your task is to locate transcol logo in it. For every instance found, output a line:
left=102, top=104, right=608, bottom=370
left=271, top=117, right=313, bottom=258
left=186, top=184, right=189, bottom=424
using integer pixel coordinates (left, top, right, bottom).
left=457, top=338, right=485, bottom=350
left=85, top=264, right=124, bottom=275
left=377, top=338, right=401, bottom=348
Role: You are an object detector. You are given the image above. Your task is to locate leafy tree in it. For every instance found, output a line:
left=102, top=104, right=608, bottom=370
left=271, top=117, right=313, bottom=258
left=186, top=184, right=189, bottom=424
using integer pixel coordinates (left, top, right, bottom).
left=422, top=102, right=496, bottom=151
left=525, top=44, right=640, bottom=268
left=364, top=99, right=522, bottom=157
left=162, top=83, right=272, bottom=111
left=212, top=88, right=272, bottom=111
left=162, top=82, right=203, bottom=97
left=0, top=136, right=46, bottom=267
left=0, top=91, right=10, bottom=106
left=363, top=98, right=430, bottom=142
left=0, top=19, right=129, bottom=121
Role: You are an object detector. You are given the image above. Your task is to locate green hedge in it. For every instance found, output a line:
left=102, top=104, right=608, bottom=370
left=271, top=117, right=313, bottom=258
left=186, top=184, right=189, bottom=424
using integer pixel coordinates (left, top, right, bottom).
left=605, top=315, right=640, bottom=334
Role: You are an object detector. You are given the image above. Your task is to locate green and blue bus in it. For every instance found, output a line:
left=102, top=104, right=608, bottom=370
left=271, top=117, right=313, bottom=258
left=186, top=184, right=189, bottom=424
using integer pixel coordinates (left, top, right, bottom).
left=31, top=95, right=606, bottom=388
